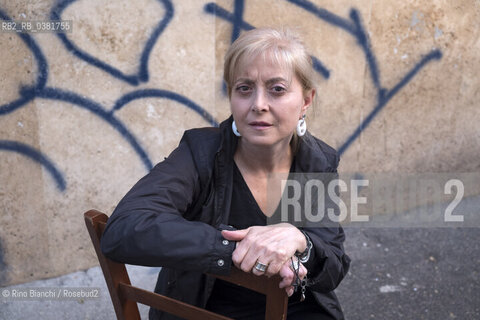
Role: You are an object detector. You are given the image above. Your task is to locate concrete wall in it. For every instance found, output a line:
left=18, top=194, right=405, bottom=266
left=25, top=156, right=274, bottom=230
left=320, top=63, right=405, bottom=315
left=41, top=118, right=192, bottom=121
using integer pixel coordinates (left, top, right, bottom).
left=0, top=0, right=478, bottom=285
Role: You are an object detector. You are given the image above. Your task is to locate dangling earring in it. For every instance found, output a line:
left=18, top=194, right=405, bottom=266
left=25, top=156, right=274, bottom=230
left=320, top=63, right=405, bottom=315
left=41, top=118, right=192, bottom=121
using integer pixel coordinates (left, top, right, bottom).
left=296, top=115, right=307, bottom=136
left=232, top=120, right=241, bottom=137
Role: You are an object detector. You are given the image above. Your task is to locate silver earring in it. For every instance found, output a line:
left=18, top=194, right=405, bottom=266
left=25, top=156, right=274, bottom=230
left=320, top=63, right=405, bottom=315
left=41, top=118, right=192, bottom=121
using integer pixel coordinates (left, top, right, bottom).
left=296, top=115, right=306, bottom=136
left=232, top=120, right=241, bottom=137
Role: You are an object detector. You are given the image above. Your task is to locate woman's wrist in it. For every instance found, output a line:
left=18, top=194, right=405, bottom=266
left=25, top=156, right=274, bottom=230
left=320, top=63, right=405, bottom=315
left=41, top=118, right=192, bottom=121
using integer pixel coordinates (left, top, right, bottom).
left=294, top=230, right=312, bottom=263
left=293, top=227, right=307, bottom=253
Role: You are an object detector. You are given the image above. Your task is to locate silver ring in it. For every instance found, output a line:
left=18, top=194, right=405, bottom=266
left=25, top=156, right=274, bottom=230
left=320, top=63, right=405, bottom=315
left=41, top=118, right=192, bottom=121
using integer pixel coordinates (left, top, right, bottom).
left=254, top=261, right=268, bottom=273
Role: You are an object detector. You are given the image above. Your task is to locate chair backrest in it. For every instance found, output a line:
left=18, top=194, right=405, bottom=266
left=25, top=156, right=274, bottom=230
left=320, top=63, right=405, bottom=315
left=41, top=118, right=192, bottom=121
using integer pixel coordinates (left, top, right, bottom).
left=84, top=209, right=288, bottom=320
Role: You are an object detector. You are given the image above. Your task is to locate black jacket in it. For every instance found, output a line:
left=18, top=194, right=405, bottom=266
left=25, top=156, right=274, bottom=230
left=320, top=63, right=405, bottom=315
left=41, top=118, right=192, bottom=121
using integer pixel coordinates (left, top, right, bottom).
left=101, top=117, right=351, bottom=319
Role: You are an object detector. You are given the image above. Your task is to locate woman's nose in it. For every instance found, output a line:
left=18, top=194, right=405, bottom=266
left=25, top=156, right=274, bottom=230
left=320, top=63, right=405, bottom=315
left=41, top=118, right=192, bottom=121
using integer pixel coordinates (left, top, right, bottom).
left=252, top=89, right=269, bottom=112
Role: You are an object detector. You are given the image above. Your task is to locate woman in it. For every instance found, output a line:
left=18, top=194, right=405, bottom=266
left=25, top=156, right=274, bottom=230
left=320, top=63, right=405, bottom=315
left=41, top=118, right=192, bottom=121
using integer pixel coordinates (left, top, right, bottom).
left=101, top=28, right=350, bottom=320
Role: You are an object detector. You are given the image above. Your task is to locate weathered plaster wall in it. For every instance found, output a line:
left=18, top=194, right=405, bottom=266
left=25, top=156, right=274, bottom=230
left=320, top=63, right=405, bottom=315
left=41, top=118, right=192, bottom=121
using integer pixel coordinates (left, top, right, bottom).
left=0, top=0, right=479, bottom=285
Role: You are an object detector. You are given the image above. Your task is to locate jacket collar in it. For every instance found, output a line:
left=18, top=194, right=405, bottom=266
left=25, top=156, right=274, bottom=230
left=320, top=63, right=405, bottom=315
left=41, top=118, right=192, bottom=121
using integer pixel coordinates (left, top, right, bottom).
left=295, top=131, right=337, bottom=173
left=217, top=116, right=336, bottom=173
left=217, top=115, right=238, bottom=160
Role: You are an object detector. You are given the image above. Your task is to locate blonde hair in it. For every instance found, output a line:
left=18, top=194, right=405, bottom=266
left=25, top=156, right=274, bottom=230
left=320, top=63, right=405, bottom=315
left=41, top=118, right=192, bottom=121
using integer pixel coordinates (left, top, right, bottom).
left=223, top=27, right=317, bottom=99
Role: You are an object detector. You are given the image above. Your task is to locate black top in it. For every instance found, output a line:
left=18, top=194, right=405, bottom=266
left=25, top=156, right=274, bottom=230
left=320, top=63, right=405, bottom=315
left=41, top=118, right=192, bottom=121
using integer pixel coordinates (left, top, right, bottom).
left=206, top=161, right=325, bottom=319
left=227, top=161, right=267, bottom=229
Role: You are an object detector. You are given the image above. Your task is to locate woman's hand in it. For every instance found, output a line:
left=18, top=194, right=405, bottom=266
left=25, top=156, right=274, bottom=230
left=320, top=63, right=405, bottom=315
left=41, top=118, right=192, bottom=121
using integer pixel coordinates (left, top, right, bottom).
left=279, top=258, right=307, bottom=296
left=221, top=223, right=307, bottom=277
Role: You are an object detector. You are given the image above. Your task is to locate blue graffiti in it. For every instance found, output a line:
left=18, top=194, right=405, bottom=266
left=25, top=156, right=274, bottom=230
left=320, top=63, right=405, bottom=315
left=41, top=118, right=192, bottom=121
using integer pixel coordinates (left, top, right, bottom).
left=1, top=0, right=443, bottom=193
left=285, top=0, right=443, bottom=153
left=204, top=1, right=331, bottom=79
left=1, top=1, right=218, bottom=191
left=111, top=89, right=218, bottom=127
left=29, top=87, right=154, bottom=170
left=0, top=8, right=48, bottom=116
left=50, top=0, right=174, bottom=85
left=230, top=0, right=244, bottom=43
left=0, top=4, right=153, bottom=183
left=338, top=49, right=442, bottom=155
left=0, top=140, right=66, bottom=191
left=205, top=0, right=442, bottom=155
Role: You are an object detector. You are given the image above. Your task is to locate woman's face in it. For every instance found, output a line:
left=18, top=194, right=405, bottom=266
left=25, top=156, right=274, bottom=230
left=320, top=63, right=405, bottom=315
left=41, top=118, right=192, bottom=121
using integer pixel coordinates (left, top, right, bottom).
left=230, top=55, right=313, bottom=148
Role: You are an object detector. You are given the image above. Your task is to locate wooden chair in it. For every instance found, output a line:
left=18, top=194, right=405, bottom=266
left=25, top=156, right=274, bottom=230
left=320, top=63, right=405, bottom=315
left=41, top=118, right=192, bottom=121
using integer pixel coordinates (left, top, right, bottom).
left=84, top=209, right=288, bottom=320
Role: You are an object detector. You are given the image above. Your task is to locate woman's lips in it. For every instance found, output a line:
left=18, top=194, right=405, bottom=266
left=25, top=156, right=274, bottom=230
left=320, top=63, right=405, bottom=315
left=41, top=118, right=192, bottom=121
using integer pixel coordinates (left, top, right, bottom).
left=249, top=121, right=272, bottom=130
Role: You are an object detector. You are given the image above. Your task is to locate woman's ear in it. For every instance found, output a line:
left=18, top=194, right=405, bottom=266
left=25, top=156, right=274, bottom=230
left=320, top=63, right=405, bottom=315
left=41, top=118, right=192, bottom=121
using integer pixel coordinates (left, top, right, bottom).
left=302, top=89, right=315, bottom=114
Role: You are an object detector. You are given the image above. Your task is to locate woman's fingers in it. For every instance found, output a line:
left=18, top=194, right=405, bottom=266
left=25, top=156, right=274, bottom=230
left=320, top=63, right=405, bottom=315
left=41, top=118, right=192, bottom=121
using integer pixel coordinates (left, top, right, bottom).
left=265, top=260, right=284, bottom=277
left=285, top=285, right=295, bottom=297
left=221, top=229, right=248, bottom=241
left=231, top=234, right=256, bottom=272
left=298, top=263, right=307, bottom=279
left=278, top=259, right=308, bottom=292
left=230, top=227, right=268, bottom=272
left=278, top=261, right=295, bottom=288
left=229, top=224, right=303, bottom=275
left=227, top=224, right=308, bottom=279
